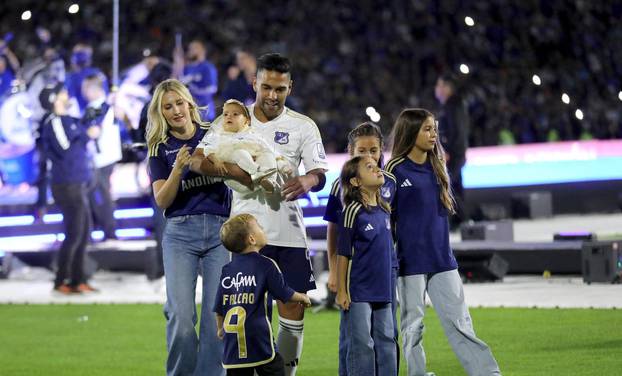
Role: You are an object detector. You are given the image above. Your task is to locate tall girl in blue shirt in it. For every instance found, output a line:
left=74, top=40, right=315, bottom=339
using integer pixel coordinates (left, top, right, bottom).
left=387, top=108, right=501, bottom=376
left=147, top=79, right=231, bottom=376
left=336, top=156, right=397, bottom=376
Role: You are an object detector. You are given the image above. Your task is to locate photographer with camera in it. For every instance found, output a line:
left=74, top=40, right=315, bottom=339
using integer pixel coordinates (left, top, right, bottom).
left=82, top=73, right=122, bottom=242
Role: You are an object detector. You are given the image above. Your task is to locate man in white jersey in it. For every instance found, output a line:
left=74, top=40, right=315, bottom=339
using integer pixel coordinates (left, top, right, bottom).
left=190, top=53, right=328, bottom=376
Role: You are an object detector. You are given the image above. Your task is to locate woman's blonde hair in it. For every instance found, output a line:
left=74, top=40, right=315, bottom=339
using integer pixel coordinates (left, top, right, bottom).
left=390, top=108, right=455, bottom=213
left=146, top=79, right=207, bottom=150
left=340, top=156, right=391, bottom=213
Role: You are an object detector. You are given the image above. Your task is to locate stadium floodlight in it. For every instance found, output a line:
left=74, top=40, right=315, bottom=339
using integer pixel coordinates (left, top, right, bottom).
left=464, top=16, right=475, bottom=26
left=561, top=93, right=570, bottom=104
left=21, top=10, right=32, bottom=20
left=575, top=109, right=584, bottom=120
left=459, top=64, right=469, bottom=74
left=366, top=106, right=381, bottom=122
left=68, top=4, right=80, bottom=14
left=619, top=91, right=622, bottom=101
left=532, top=74, right=541, bottom=86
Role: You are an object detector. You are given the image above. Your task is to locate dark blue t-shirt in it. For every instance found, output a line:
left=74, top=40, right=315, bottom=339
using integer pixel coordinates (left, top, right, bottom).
left=41, top=114, right=92, bottom=184
left=182, top=61, right=217, bottom=120
left=148, top=123, right=230, bottom=218
left=324, top=171, right=397, bottom=268
left=213, top=252, right=295, bottom=369
left=338, top=202, right=394, bottom=303
left=386, top=157, right=458, bottom=276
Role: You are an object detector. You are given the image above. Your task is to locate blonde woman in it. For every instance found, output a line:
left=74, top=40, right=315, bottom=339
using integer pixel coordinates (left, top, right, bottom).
left=146, top=79, right=229, bottom=376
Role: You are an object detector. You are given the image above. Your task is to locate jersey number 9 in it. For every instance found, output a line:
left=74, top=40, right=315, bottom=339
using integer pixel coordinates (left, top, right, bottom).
left=224, top=306, right=247, bottom=358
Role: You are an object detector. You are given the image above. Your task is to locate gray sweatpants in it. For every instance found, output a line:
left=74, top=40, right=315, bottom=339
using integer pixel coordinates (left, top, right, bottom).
left=397, top=269, right=501, bottom=376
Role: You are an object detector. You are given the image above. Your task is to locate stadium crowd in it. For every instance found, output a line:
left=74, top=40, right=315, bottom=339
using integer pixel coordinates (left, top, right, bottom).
left=0, top=0, right=621, bottom=153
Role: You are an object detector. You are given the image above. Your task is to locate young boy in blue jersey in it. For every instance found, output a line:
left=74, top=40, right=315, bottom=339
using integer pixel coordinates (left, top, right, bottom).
left=336, top=156, right=397, bottom=376
left=323, top=122, right=398, bottom=375
left=387, top=108, right=501, bottom=376
left=215, top=213, right=311, bottom=376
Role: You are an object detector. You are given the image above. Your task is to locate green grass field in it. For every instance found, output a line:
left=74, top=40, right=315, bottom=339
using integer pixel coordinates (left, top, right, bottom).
left=1, top=304, right=620, bottom=375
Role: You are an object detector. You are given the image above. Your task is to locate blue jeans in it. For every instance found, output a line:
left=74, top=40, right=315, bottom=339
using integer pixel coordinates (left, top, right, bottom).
left=339, top=268, right=398, bottom=376
left=341, top=302, right=396, bottom=376
left=398, top=270, right=501, bottom=376
left=163, top=213, right=230, bottom=376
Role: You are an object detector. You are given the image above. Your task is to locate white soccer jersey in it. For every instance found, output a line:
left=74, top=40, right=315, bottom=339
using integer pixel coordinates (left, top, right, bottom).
left=199, top=104, right=328, bottom=248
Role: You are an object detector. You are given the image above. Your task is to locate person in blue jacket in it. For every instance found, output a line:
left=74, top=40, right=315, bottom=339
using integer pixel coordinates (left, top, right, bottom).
left=39, top=83, right=99, bottom=294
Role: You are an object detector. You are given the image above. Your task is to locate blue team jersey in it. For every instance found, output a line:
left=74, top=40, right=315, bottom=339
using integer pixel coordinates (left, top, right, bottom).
left=324, top=171, right=397, bottom=268
left=0, top=68, right=14, bottom=99
left=386, top=157, right=458, bottom=276
left=213, top=252, right=295, bottom=369
left=148, top=123, right=230, bottom=218
left=182, top=61, right=217, bottom=120
left=338, top=202, right=394, bottom=303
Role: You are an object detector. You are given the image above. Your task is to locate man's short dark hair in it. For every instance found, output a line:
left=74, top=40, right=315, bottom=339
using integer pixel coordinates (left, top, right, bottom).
left=256, top=53, right=291, bottom=76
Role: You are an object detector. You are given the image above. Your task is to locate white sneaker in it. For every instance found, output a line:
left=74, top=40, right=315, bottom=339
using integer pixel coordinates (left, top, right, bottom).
left=258, top=173, right=281, bottom=194
left=250, top=168, right=278, bottom=193
left=250, top=168, right=277, bottom=184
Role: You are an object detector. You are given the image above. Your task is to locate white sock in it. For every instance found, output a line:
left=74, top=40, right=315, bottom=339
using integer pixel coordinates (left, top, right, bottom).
left=277, top=316, right=304, bottom=376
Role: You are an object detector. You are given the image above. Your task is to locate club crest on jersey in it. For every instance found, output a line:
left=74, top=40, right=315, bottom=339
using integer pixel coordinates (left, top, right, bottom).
left=381, top=186, right=391, bottom=198
left=274, top=131, right=289, bottom=144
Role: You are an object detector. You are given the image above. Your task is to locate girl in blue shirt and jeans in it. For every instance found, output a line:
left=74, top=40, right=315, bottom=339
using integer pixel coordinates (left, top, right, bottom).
left=323, top=122, right=398, bottom=375
left=387, top=108, right=500, bottom=376
left=336, top=156, right=397, bottom=376
left=147, top=79, right=231, bottom=376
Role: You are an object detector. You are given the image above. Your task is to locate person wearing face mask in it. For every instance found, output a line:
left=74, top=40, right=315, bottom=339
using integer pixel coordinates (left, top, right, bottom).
left=146, top=79, right=230, bottom=376
left=64, top=43, right=108, bottom=114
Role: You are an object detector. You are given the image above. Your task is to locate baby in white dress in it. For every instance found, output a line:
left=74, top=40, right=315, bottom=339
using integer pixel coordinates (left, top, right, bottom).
left=202, top=99, right=292, bottom=193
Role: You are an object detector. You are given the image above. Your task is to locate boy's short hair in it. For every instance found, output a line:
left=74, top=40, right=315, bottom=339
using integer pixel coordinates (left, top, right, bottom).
left=223, top=99, right=251, bottom=121
left=220, top=213, right=256, bottom=253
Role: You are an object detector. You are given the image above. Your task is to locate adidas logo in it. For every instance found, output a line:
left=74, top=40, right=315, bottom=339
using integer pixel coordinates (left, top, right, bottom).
left=401, top=179, right=413, bottom=187
left=364, top=223, right=374, bottom=231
